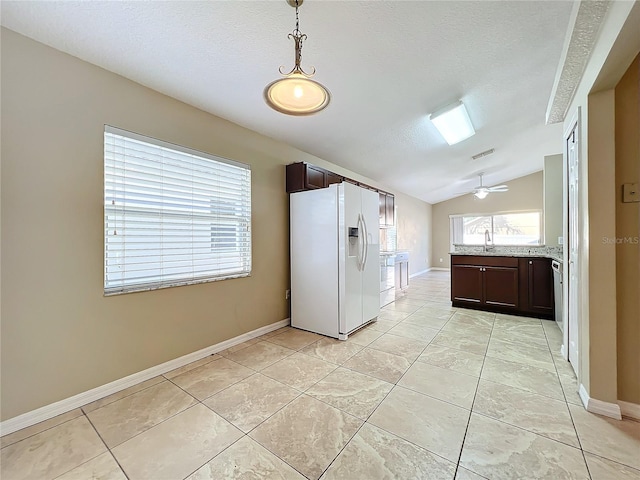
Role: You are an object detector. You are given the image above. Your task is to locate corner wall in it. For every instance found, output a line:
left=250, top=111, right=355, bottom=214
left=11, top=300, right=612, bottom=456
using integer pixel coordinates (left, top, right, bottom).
left=586, top=89, right=618, bottom=403
left=0, top=28, right=432, bottom=420
left=543, top=154, right=563, bottom=246
left=615, top=54, right=640, bottom=404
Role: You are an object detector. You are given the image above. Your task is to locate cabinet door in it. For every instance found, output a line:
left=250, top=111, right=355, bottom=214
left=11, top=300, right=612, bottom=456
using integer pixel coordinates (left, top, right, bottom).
left=385, top=194, right=395, bottom=226
left=326, top=172, right=343, bottom=186
left=379, top=193, right=387, bottom=225
left=527, top=258, right=554, bottom=314
left=286, top=162, right=306, bottom=193
left=400, top=262, right=409, bottom=289
left=452, top=265, right=483, bottom=303
left=483, top=267, right=519, bottom=308
left=305, top=165, right=326, bottom=189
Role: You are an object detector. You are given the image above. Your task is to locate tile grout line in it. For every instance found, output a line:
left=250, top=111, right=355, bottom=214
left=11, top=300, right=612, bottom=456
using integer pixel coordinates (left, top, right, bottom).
left=316, top=382, right=398, bottom=479
left=178, top=434, right=248, bottom=480
left=452, top=312, right=495, bottom=479
left=307, top=287, right=456, bottom=477
left=540, top=321, right=587, bottom=455
left=82, top=412, right=132, bottom=480
left=0, top=412, right=84, bottom=451
left=540, top=320, right=594, bottom=479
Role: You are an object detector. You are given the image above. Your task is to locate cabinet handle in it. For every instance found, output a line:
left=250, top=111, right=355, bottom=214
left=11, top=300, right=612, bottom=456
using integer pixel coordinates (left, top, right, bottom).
left=529, top=261, right=533, bottom=265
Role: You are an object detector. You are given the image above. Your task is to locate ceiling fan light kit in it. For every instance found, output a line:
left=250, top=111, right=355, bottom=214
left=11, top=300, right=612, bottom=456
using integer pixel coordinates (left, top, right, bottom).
left=264, top=0, right=331, bottom=116
left=472, top=172, right=508, bottom=199
left=429, top=101, right=476, bottom=145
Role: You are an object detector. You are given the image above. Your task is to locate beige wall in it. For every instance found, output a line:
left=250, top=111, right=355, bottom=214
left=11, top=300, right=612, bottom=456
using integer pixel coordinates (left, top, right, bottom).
left=615, top=54, right=640, bottom=404
left=396, top=192, right=432, bottom=275
left=431, top=172, right=543, bottom=268
left=562, top=0, right=639, bottom=404
left=0, top=28, right=432, bottom=420
left=586, top=89, right=618, bottom=403
left=543, top=154, right=563, bottom=246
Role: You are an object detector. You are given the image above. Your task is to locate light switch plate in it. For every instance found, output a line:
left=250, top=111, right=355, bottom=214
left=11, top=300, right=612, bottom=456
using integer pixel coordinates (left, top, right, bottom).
left=622, top=183, right=639, bottom=203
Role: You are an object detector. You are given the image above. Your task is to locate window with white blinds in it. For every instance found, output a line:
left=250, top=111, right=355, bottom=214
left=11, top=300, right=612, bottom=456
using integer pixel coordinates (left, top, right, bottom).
left=104, top=126, right=251, bottom=295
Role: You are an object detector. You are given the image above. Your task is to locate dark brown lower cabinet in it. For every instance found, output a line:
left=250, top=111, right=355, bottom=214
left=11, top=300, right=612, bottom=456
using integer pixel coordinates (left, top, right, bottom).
left=519, top=257, right=554, bottom=317
left=451, top=265, right=483, bottom=304
left=451, top=255, right=553, bottom=318
left=483, top=266, right=519, bottom=308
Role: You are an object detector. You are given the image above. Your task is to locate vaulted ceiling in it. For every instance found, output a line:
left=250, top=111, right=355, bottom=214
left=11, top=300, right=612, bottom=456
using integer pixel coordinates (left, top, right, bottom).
left=0, top=1, right=575, bottom=203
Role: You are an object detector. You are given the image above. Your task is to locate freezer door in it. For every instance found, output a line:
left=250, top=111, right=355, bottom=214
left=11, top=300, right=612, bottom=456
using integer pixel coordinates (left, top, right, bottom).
left=290, top=186, right=340, bottom=338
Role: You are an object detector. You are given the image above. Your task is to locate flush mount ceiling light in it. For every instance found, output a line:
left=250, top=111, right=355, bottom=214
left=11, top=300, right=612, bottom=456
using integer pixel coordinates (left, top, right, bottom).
left=429, top=101, right=475, bottom=145
left=264, top=0, right=330, bottom=116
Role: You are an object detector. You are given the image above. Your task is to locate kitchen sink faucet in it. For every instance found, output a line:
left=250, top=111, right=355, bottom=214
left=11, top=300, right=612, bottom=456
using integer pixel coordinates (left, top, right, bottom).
left=484, top=229, right=494, bottom=252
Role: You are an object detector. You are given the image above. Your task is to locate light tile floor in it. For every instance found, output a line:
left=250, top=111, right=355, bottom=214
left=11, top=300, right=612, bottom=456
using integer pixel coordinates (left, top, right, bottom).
left=2, top=271, right=640, bottom=479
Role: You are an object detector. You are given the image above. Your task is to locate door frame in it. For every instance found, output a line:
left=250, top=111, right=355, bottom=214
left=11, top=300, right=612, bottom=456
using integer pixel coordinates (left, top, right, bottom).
left=563, top=107, right=581, bottom=377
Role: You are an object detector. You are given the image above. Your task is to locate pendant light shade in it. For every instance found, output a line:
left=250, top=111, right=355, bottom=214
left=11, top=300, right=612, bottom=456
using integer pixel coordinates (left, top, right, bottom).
left=265, top=0, right=330, bottom=116
left=265, top=73, right=330, bottom=116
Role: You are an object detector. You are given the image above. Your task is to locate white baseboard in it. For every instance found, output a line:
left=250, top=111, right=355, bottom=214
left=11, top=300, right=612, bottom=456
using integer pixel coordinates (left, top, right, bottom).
left=579, top=384, right=622, bottom=420
left=0, top=318, right=290, bottom=436
left=427, top=267, right=450, bottom=272
left=409, top=269, right=431, bottom=278
left=619, top=401, right=640, bottom=421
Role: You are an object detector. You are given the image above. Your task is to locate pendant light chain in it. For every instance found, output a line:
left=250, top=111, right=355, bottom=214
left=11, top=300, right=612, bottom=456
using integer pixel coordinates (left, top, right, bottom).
left=293, top=0, right=304, bottom=73
left=294, top=0, right=300, bottom=36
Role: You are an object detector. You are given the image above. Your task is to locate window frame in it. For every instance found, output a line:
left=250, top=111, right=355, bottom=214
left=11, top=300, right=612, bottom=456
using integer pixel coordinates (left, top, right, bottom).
left=449, top=210, right=543, bottom=249
left=104, top=125, right=252, bottom=296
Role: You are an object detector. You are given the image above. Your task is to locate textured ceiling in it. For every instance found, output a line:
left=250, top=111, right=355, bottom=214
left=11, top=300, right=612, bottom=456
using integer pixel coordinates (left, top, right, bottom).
left=546, top=1, right=611, bottom=124
left=0, top=1, right=574, bottom=203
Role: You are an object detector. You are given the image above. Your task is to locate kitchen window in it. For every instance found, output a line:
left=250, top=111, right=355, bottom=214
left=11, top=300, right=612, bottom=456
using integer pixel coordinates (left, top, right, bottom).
left=450, top=211, right=542, bottom=246
left=104, top=126, right=251, bottom=295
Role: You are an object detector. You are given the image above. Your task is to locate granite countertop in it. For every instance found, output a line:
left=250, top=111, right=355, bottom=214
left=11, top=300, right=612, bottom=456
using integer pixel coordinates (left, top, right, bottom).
left=380, top=250, right=409, bottom=257
left=450, top=251, right=563, bottom=262
left=450, top=246, right=563, bottom=263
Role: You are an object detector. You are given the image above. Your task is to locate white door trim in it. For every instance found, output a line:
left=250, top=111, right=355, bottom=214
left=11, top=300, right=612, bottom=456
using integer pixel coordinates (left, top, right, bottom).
left=564, top=107, right=581, bottom=378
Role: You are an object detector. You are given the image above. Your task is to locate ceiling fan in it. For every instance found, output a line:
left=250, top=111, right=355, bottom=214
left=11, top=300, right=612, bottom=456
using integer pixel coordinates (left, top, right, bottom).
left=472, top=173, right=508, bottom=199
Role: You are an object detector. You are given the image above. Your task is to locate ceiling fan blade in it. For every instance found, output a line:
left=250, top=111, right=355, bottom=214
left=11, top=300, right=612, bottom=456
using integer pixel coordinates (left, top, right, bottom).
left=488, top=186, right=508, bottom=192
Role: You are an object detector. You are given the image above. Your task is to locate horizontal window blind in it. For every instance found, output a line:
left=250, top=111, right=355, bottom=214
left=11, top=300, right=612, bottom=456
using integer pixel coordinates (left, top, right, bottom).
left=104, top=126, right=251, bottom=295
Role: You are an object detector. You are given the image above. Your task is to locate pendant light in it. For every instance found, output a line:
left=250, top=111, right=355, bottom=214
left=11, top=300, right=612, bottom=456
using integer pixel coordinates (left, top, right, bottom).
left=264, top=0, right=330, bottom=116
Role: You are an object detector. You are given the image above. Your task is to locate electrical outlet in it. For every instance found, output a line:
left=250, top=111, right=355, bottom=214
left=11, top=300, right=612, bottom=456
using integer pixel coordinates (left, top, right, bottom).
left=285, top=289, right=291, bottom=300
left=439, top=258, right=443, bottom=263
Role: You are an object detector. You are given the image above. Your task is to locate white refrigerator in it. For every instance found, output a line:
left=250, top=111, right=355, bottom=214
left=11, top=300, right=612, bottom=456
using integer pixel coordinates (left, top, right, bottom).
left=290, top=182, right=380, bottom=340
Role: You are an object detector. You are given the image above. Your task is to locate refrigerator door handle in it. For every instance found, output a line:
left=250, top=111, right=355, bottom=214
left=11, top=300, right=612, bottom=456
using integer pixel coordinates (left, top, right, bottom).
left=361, top=214, right=369, bottom=269
left=357, top=214, right=365, bottom=271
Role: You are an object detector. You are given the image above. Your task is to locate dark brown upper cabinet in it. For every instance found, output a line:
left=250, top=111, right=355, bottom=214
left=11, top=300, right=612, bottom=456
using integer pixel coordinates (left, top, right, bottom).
left=286, top=163, right=395, bottom=227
